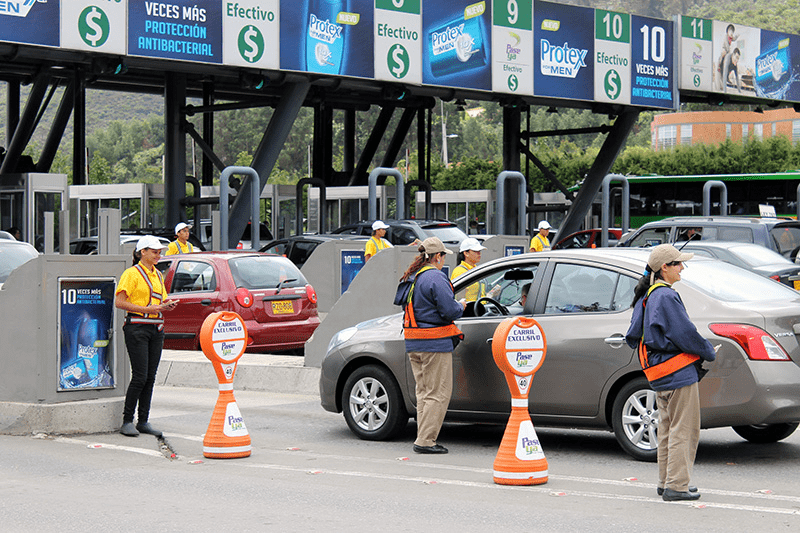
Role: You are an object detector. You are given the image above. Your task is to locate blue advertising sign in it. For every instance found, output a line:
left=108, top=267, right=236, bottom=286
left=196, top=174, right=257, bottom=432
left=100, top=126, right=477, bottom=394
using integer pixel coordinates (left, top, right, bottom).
left=0, top=0, right=59, bottom=47
left=58, top=278, right=116, bottom=391
left=630, top=15, right=674, bottom=108
left=280, top=0, right=374, bottom=79
left=533, top=0, right=594, bottom=102
left=422, top=1, right=492, bottom=91
left=756, top=29, right=800, bottom=101
left=341, top=249, right=365, bottom=294
left=504, top=245, right=525, bottom=256
left=128, top=0, right=222, bottom=63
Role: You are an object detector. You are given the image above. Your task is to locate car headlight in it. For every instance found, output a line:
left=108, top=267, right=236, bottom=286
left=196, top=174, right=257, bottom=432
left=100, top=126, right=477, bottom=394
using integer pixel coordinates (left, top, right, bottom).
left=328, top=326, right=358, bottom=353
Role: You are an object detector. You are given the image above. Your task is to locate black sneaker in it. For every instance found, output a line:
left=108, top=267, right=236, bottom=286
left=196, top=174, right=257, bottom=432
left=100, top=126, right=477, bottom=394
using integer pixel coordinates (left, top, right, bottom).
left=136, top=422, right=162, bottom=438
left=413, top=444, right=448, bottom=454
left=120, top=422, right=139, bottom=437
left=662, top=488, right=701, bottom=501
left=658, top=486, right=697, bottom=496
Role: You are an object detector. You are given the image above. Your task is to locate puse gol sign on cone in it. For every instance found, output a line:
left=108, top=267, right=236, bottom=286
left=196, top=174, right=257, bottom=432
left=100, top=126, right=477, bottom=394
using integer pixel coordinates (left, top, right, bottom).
left=491, top=316, right=548, bottom=485
left=199, top=311, right=251, bottom=459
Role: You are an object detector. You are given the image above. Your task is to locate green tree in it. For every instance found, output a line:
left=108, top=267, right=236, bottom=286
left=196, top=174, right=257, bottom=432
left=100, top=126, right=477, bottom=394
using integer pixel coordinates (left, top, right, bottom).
left=88, top=154, right=111, bottom=184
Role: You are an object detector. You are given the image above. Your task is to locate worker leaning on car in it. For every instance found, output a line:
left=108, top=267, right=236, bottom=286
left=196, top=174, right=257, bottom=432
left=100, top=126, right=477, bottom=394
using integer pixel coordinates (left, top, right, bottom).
left=625, top=244, right=717, bottom=503
left=166, top=222, right=195, bottom=255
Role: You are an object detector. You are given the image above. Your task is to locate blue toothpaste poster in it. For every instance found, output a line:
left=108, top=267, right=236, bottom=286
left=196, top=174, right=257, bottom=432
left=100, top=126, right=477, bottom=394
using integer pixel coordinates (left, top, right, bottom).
left=422, top=1, right=492, bottom=90
left=59, top=278, right=116, bottom=390
left=0, top=0, right=59, bottom=47
left=341, top=249, right=365, bottom=294
left=533, top=0, right=594, bottom=102
left=756, top=30, right=800, bottom=102
left=128, top=0, right=222, bottom=63
left=280, top=0, right=374, bottom=78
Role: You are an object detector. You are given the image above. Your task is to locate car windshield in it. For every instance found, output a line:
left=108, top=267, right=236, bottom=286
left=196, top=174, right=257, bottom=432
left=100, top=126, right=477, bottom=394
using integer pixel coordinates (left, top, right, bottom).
left=424, top=225, right=468, bottom=244
left=0, top=243, right=38, bottom=284
left=728, top=244, right=791, bottom=267
left=681, top=260, right=798, bottom=302
left=228, top=256, right=307, bottom=290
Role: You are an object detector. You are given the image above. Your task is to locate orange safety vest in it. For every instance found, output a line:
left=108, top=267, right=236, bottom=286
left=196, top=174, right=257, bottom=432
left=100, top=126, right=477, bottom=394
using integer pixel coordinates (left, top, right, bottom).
left=127, top=264, right=166, bottom=330
left=403, top=265, right=464, bottom=341
left=637, top=283, right=699, bottom=382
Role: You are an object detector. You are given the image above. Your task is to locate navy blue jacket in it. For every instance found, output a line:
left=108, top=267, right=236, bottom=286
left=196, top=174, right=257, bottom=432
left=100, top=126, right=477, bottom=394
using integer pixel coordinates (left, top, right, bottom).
left=404, top=267, right=464, bottom=353
left=626, top=284, right=716, bottom=391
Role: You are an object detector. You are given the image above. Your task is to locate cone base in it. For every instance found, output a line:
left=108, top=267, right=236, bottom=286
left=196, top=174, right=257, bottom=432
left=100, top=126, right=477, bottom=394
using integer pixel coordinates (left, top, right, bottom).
left=493, top=475, right=549, bottom=486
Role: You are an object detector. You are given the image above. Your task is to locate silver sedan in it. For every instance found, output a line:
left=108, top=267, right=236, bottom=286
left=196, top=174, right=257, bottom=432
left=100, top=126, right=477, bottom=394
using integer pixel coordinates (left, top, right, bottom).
left=320, top=249, right=800, bottom=460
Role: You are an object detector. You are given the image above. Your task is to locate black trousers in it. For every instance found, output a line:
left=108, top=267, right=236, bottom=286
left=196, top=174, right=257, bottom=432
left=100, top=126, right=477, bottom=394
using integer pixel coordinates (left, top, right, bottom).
left=122, top=323, right=164, bottom=424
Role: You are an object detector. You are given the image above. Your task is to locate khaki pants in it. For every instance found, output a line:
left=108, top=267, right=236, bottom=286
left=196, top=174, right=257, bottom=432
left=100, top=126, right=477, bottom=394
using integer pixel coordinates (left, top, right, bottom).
left=656, top=382, right=700, bottom=492
left=408, top=351, right=453, bottom=447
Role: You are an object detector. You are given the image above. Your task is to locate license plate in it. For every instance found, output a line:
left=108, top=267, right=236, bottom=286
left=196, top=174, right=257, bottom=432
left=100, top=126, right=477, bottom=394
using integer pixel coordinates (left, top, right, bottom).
left=271, top=300, right=294, bottom=314
left=794, top=280, right=800, bottom=291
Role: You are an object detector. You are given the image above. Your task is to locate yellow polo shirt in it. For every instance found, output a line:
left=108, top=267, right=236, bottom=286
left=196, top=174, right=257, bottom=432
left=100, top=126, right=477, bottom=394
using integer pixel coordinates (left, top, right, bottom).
left=116, top=264, right=167, bottom=318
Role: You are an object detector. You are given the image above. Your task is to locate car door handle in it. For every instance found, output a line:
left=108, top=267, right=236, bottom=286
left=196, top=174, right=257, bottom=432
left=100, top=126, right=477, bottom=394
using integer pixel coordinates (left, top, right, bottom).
left=200, top=299, right=212, bottom=306
left=604, top=335, right=626, bottom=345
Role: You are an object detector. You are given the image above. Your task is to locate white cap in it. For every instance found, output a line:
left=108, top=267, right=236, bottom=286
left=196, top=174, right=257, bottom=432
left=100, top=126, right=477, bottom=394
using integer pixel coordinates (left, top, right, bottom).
left=136, top=235, right=168, bottom=251
left=538, top=220, right=552, bottom=230
left=175, top=222, right=191, bottom=234
left=372, top=220, right=390, bottom=231
left=459, top=237, right=486, bottom=253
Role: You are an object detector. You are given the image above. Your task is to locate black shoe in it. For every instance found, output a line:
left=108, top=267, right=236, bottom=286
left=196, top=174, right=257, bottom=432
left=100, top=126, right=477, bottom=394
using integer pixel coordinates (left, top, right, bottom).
left=657, top=485, right=697, bottom=496
left=662, top=488, right=701, bottom=501
left=413, top=444, right=448, bottom=454
left=120, top=422, right=139, bottom=437
left=136, top=422, right=162, bottom=437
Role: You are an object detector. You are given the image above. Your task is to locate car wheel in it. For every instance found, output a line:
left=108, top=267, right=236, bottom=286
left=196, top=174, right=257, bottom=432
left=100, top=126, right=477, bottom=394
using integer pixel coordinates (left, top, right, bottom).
left=341, top=365, right=409, bottom=441
left=612, top=378, right=659, bottom=462
left=732, top=423, right=799, bottom=444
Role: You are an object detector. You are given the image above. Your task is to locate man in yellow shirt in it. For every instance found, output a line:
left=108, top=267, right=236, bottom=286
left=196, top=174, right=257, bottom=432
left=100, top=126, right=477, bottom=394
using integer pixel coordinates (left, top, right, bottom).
left=530, top=220, right=552, bottom=252
left=166, top=222, right=195, bottom=255
left=364, top=220, right=393, bottom=261
left=451, top=238, right=487, bottom=302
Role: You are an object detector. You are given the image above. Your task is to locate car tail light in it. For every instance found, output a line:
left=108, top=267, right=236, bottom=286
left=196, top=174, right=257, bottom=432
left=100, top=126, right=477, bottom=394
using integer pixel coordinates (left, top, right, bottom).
left=769, top=274, right=781, bottom=282
left=235, top=287, right=254, bottom=308
left=709, top=324, right=791, bottom=361
left=306, top=284, right=318, bottom=305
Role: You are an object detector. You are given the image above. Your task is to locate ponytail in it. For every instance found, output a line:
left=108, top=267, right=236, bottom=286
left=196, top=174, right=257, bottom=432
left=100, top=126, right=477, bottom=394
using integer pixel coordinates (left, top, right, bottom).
left=401, top=243, right=437, bottom=281
left=132, top=249, right=142, bottom=266
left=631, top=265, right=663, bottom=306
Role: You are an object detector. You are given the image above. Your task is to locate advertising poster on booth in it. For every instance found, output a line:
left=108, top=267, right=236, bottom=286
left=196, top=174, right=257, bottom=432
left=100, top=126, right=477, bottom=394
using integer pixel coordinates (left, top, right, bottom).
left=374, top=0, right=422, bottom=85
left=280, top=0, right=375, bottom=79
left=61, top=0, right=128, bottom=55
left=533, top=0, right=594, bottom=102
left=630, top=15, right=673, bottom=108
left=128, top=0, right=223, bottom=63
left=341, top=249, right=365, bottom=294
left=0, top=0, right=59, bottom=47
left=222, top=0, right=280, bottom=69
left=593, top=9, right=631, bottom=106
left=58, top=278, right=116, bottom=391
left=422, top=1, right=492, bottom=91
left=755, top=29, right=800, bottom=101
left=492, top=0, right=533, bottom=96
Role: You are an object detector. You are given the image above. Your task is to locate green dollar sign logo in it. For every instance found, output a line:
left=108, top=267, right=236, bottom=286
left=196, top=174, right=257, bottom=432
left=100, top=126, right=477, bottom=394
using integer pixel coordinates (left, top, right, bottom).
left=508, top=74, right=518, bottom=92
left=238, top=25, right=264, bottom=64
left=604, top=69, right=621, bottom=100
left=387, top=43, right=410, bottom=79
left=79, top=6, right=110, bottom=48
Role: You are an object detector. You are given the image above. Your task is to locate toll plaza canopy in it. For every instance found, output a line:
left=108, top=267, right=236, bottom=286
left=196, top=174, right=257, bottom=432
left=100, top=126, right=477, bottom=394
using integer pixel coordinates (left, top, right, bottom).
left=2, top=1, right=800, bottom=240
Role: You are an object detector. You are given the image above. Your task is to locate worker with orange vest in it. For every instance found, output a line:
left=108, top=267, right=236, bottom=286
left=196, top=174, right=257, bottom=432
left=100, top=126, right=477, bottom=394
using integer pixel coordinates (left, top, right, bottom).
left=400, top=237, right=465, bottom=455
left=625, top=244, right=716, bottom=502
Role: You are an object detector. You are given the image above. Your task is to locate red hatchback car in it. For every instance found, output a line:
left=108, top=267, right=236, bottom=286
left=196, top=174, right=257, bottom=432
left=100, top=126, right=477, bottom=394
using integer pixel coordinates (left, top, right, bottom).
left=156, top=252, right=320, bottom=352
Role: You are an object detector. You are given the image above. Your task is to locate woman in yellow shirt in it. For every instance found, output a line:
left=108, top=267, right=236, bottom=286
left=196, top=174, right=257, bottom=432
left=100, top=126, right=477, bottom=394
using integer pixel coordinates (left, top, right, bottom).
left=365, top=220, right=393, bottom=261
left=115, top=236, right=177, bottom=438
left=450, top=238, right=487, bottom=302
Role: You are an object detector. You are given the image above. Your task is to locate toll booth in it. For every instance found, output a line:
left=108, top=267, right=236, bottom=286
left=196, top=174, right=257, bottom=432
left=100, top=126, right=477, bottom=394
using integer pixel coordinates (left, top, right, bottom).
left=307, top=185, right=395, bottom=233
left=0, top=173, right=68, bottom=252
left=69, top=183, right=165, bottom=238
left=530, top=192, right=571, bottom=235
left=198, top=184, right=298, bottom=242
left=415, top=189, right=495, bottom=235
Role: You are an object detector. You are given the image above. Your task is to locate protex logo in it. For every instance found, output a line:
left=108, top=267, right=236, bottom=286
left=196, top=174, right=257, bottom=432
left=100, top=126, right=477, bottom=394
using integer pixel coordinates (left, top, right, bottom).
left=540, top=39, right=588, bottom=78
left=308, top=13, right=343, bottom=44
left=0, top=0, right=45, bottom=18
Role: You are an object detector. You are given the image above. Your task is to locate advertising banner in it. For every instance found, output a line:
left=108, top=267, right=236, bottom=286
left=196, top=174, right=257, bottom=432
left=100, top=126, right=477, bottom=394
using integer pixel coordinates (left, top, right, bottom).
left=422, top=1, right=492, bottom=91
left=0, top=0, right=59, bottom=47
left=61, top=0, right=128, bottom=55
left=222, top=0, right=280, bottom=69
left=281, top=0, right=375, bottom=79
left=340, top=249, right=365, bottom=294
left=755, top=29, right=800, bottom=101
left=492, top=0, right=533, bottom=95
left=374, top=0, right=422, bottom=85
left=128, top=0, right=222, bottom=63
left=679, top=16, right=713, bottom=93
left=630, top=15, right=673, bottom=108
left=533, top=0, right=594, bottom=102
left=593, top=9, right=631, bottom=105
left=710, top=20, right=760, bottom=98
left=58, top=278, right=116, bottom=391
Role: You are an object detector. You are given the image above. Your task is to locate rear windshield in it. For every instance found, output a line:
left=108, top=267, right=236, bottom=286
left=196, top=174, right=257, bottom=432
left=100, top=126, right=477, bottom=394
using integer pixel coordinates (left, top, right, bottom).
left=228, top=256, right=307, bottom=290
left=681, top=260, right=798, bottom=302
left=770, top=225, right=800, bottom=257
left=424, top=225, right=468, bottom=244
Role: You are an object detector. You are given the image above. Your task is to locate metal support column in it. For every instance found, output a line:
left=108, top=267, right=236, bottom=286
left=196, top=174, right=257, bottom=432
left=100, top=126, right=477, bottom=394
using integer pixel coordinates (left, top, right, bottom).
left=72, top=72, right=86, bottom=185
left=38, top=80, right=75, bottom=173
left=164, top=73, right=187, bottom=230
left=557, top=108, right=639, bottom=239
left=0, top=72, right=51, bottom=175
left=202, top=82, right=215, bottom=186
left=502, top=106, right=521, bottom=172
left=380, top=107, right=417, bottom=168
left=351, top=105, right=394, bottom=185
left=417, top=108, right=426, bottom=184
left=343, top=108, right=356, bottom=177
left=5, top=81, right=20, bottom=150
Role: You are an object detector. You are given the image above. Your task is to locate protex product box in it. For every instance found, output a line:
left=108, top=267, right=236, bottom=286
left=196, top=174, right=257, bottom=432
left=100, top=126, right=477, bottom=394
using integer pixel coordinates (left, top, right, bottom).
left=755, top=38, right=791, bottom=98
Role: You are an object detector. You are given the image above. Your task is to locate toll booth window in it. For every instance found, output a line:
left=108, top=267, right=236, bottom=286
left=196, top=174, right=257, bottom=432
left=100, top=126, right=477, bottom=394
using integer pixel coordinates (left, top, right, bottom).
left=545, top=263, right=621, bottom=314
left=170, top=261, right=216, bottom=293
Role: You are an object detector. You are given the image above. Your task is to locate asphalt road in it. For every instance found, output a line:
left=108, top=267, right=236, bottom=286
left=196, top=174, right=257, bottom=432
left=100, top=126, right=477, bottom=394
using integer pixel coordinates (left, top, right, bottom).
left=2, top=386, right=799, bottom=532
